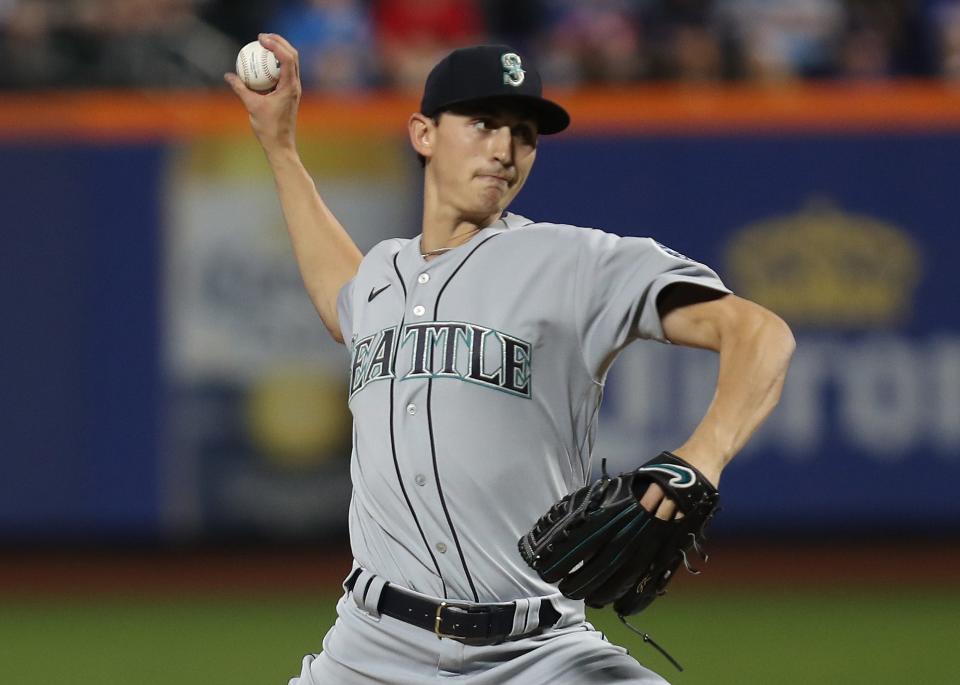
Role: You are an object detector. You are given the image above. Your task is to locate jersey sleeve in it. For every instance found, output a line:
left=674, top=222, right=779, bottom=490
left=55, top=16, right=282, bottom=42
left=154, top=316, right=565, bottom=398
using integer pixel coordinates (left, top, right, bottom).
left=574, top=230, right=730, bottom=378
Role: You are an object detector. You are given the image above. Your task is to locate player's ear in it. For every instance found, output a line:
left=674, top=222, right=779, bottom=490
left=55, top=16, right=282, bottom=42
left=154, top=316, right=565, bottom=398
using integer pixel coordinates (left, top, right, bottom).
left=409, top=113, right=436, bottom=160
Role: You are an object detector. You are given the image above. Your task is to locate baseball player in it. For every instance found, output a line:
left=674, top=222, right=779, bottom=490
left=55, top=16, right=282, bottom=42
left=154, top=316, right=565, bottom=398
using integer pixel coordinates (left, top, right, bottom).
left=225, top=35, right=795, bottom=685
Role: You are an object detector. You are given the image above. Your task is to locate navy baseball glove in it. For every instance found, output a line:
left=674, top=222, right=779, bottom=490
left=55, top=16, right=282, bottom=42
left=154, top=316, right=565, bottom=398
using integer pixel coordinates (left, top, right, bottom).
left=518, top=451, right=720, bottom=616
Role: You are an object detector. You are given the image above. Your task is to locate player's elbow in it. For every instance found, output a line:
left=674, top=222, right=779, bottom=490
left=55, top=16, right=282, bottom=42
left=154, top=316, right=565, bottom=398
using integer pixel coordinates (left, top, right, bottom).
left=745, top=306, right=795, bottom=413
left=760, top=305, right=795, bottom=358
left=738, top=301, right=796, bottom=368
left=770, top=311, right=796, bottom=363
left=720, top=297, right=795, bottom=362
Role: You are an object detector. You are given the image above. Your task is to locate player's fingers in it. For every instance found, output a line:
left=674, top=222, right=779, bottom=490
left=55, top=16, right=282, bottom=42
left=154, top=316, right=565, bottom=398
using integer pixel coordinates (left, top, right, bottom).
left=261, top=32, right=297, bottom=58
left=638, top=483, right=664, bottom=514
left=258, top=33, right=300, bottom=72
left=259, top=33, right=300, bottom=86
left=654, top=498, right=677, bottom=521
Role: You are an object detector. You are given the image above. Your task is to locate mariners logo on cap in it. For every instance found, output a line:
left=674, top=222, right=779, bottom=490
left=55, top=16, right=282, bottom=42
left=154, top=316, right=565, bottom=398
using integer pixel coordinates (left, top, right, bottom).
left=501, top=53, right=525, bottom=87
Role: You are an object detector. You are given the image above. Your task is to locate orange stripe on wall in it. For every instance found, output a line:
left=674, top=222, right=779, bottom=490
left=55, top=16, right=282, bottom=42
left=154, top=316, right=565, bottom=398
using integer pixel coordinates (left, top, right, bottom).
left=3, top=83, right=960, bottom=141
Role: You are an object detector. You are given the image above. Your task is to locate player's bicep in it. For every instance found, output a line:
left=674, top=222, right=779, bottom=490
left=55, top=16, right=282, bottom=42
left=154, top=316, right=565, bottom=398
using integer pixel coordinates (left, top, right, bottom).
left=660, top=290, right=754, bottom=351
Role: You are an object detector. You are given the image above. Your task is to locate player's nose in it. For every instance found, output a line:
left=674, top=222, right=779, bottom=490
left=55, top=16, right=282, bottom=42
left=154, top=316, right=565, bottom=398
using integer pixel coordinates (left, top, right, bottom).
left=490, top=125, right=514, bottom=165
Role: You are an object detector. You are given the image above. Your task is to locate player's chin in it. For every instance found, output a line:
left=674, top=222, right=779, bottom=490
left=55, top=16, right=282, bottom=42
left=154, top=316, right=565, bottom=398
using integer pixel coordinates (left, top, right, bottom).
left=473, top=189, right=508, bottom=215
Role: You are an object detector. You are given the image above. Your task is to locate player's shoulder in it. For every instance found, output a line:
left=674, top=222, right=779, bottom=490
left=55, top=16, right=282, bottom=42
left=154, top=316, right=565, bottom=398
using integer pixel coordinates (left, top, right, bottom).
left=503, top=213, right=654, bottom=251
left=340, top=238, right=408, bottom=295
left=353, top=237, right=408, bottom=273
left=364, top=237, right=408, bottom=261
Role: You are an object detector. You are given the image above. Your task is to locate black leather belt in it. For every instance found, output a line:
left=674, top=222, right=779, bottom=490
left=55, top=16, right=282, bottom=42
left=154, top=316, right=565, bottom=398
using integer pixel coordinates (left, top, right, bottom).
left=346, top=571, right=560, bottom=646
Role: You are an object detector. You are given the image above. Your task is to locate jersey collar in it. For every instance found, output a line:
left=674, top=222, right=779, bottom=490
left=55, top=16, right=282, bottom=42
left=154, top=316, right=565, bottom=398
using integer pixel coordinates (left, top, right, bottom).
left=395, top=212, right=531, bottom=280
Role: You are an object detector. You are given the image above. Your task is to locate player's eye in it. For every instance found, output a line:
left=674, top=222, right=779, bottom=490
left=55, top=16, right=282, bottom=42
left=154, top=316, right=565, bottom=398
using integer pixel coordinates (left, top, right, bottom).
left=513, top=126, right=537, bottom=147
left=473, top=118, right=494, bottom=131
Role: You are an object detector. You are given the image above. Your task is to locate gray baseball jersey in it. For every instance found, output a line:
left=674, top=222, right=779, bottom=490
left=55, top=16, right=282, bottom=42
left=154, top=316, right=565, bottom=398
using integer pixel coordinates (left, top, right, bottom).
left=290, top=212, right=732, bottom=683
left=335, top=211, right=729, bottom=617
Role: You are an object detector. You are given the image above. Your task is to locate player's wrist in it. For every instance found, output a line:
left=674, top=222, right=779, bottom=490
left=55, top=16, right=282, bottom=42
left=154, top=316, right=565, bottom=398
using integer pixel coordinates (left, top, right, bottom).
left=263, top=144, right=302, bottom=170
left=667, top=446, right=723, bottom=487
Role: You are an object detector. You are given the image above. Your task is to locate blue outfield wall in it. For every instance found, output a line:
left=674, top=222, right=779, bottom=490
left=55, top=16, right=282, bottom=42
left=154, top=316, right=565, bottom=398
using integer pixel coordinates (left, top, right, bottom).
left=517, top=133, right=960, bottom=532
left=0, top=144, right=164, bottom=539
left=1, top=130, right=957, bottom=540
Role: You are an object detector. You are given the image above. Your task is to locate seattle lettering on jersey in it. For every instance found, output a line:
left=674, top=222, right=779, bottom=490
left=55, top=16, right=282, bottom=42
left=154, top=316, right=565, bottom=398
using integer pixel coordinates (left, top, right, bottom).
left=349, top=322, right=532, bottom=398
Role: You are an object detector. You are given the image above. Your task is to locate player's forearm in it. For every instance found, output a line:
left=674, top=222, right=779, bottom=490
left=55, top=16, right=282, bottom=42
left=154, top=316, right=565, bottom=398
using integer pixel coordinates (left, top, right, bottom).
left=673, top=308, right=795, bottom=484
left=268, top=149, right=362, bottom=342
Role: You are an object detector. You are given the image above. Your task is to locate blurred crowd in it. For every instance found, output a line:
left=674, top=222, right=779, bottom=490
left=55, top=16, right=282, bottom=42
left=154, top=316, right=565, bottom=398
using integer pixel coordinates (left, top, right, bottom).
left=2, top=0, right=960, bottom=90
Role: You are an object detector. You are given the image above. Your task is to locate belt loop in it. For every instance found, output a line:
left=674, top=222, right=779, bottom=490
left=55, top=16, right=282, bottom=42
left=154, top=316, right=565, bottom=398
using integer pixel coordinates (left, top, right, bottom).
left=349, top=569, right=389, bottom=620
left=509, top=596, right=541, bottom=637
left=349, top=570, right=375, bottom=616
left=343, top=566, right=362, bottom=593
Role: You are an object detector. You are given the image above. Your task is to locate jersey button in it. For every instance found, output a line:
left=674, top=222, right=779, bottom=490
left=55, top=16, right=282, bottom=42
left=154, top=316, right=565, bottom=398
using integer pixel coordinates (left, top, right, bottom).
left=418, top=273, right=430, bottom=284
left=415, top=474, right=426, bottom=486
left=406, top=403, right=417, bottom=415
left=413, top=305, right=425, bottom=316
left=436, top=542, right=447, bottom=554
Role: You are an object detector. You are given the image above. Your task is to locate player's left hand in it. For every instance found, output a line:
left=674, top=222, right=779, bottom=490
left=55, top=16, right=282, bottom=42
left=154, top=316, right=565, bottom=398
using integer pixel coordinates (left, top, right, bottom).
left=518, top=451, right=720, bottom=615
left=638, top=451, right=720, bottom=521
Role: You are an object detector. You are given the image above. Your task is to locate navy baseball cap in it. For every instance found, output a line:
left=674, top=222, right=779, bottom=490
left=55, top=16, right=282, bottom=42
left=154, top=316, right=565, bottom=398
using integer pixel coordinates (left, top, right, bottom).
left=420, top=45, right=570, bottom=135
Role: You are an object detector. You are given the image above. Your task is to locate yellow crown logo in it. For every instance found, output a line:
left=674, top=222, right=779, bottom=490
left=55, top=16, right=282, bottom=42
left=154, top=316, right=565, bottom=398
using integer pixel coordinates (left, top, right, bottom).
left=724, top=199, right=922, bottom=328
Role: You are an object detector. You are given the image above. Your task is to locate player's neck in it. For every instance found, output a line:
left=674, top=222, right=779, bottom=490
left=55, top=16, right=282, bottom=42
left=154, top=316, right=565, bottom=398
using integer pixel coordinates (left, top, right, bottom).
left=420, top=203, right=499, bottom=258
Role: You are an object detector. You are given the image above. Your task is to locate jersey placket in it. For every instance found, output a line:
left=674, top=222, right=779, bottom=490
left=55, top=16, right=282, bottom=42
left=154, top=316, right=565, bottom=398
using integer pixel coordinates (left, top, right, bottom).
left=386, top=228, right=514, bottom=602
left=404, top=267, right=448, bottom=553
left=392, top=251, right=468, bottom=598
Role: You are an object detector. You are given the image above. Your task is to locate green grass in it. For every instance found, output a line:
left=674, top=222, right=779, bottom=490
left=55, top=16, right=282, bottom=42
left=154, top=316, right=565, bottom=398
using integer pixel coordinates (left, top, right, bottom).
left=0, top=590, right=956, bottom=684
left=590, top=590, right=960, bottom=684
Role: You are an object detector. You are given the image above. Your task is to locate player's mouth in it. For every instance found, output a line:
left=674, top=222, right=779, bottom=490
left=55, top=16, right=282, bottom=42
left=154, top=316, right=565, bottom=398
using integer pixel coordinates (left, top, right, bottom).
left=476, top=173, right=512, bottom=187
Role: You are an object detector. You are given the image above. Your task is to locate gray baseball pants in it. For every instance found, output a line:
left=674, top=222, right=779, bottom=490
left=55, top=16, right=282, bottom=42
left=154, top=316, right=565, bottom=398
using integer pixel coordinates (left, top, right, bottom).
left=287, top=580, right=669, bottom=684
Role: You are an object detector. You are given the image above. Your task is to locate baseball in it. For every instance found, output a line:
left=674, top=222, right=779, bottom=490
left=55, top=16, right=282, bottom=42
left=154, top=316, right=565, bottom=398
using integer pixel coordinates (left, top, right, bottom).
left=236, top=40, right=281, bottom=92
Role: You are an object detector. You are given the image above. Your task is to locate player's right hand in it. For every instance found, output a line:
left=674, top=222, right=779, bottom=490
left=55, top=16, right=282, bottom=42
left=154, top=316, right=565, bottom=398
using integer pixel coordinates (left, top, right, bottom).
left=224, top=33, right=302, bottom=160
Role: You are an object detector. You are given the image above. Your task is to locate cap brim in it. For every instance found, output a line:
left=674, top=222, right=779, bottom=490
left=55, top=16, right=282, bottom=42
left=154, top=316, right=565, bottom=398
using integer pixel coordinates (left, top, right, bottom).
left=429, top=94, right=570, bottom=135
